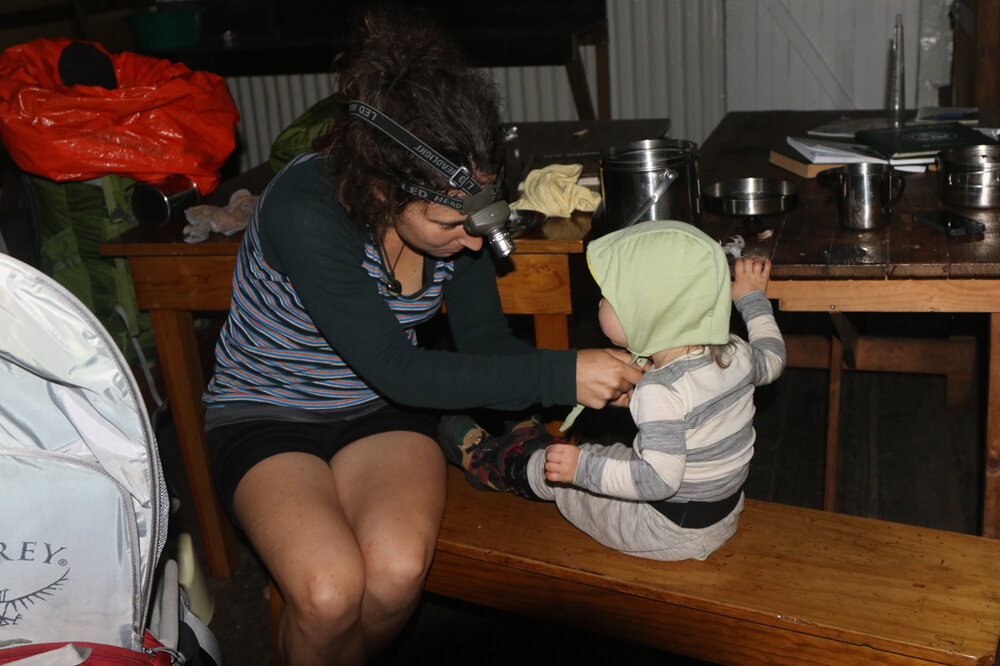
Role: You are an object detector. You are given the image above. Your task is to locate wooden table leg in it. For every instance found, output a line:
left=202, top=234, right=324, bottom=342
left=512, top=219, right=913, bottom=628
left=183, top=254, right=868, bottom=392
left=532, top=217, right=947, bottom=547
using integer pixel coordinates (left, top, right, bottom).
left=984, top=313, right=1000, bottom=539
left=533, top=313, right=570, bottom=350
left=824, top=335, right=843, bottom=512
left=151, top=309, right=240, bottom=577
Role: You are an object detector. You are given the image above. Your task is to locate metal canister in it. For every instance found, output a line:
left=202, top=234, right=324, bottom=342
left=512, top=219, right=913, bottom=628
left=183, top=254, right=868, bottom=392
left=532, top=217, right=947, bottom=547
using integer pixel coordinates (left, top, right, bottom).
left=936, top=144, right=1000, bottom=209
left=594, top=138, right=701, bottom=237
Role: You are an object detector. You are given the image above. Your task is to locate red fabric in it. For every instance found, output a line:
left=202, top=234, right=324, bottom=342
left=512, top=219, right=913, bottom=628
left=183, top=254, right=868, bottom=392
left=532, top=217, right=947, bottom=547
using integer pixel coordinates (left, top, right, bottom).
left=0, top=38, right=239, bottom=194
left=0, top=631, right=172, bottom=664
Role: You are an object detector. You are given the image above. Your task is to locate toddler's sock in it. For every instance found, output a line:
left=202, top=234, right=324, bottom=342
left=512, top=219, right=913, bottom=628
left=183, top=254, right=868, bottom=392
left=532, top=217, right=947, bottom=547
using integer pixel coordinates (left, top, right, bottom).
left=437, top=414, right=558, bottom=498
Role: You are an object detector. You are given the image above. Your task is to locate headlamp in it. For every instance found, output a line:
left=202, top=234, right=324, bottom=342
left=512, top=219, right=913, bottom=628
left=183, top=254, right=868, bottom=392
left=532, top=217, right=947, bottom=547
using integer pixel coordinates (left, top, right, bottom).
left=349, top=100, right=515, bottom=258
left=465, top=200, right=514, bottom=257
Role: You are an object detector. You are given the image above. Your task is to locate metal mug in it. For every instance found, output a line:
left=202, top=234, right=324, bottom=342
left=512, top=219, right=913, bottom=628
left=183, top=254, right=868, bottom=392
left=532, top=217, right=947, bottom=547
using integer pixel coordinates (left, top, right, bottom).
left=818, top=163, right=906, bottom=230
left=131, top=174, right=201, bottom=228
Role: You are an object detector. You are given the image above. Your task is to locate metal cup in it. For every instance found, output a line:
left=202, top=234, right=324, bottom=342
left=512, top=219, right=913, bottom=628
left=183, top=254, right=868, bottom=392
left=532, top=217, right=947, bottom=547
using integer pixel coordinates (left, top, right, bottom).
left=131, top=175, right=201, bottom=228
left=818, top=163, right=906, bottom=230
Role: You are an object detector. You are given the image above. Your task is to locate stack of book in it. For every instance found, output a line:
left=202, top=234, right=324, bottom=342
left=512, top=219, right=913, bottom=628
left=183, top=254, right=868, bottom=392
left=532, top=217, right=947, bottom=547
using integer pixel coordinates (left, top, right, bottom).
left=770, top=137, right=933, bottom=178
left=770, top=122, right=995, bottom=179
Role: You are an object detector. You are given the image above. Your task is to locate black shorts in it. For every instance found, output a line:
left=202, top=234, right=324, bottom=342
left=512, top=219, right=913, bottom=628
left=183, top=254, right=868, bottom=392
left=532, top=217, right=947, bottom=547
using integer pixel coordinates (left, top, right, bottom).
left=207, top=404, right=439, bottom=522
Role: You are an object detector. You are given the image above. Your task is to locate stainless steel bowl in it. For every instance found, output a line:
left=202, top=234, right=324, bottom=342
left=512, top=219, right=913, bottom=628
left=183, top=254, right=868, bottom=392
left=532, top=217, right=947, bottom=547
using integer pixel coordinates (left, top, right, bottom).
left=702, top=178, right=799, bottom=217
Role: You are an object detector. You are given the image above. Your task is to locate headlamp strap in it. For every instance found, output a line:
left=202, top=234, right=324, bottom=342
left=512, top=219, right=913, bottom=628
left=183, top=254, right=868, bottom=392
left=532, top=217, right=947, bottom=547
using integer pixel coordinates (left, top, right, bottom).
left=397, top=182, right=462, bottom=210
left=349, top=100, right=482, bottom=196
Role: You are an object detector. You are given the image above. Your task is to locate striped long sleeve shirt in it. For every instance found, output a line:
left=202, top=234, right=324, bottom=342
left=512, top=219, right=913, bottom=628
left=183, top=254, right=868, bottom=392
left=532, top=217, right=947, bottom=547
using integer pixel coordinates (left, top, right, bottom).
left=572, top=291, right=786, bottom=502
left=203, top=154, right=577, bottom=425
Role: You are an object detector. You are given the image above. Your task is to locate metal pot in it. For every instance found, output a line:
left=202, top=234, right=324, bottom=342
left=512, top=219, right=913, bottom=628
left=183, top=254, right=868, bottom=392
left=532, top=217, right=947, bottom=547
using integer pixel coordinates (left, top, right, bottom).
left=936, top=144, right=1000, bottom=209
left=593, top=138, right=700, bottom=237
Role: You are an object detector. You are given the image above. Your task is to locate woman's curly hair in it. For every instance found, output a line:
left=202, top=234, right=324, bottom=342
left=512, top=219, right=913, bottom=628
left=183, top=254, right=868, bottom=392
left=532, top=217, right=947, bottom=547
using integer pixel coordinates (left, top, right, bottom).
left=319, top=5, right=506, bottom=232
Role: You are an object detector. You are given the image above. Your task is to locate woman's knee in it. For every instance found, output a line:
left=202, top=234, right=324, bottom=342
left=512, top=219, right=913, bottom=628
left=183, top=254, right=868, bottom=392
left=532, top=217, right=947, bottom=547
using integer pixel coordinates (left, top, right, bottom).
left=281, top=558, right=367, bottom=637
left=362, top=534, right=434, bottom=605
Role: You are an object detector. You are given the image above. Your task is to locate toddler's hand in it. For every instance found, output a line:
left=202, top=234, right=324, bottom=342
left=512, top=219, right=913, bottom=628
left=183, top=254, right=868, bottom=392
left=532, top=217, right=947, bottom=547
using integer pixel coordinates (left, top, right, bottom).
left=545, top=443, right=581, bottom=484
left=732, top=257, right=771, bottom=301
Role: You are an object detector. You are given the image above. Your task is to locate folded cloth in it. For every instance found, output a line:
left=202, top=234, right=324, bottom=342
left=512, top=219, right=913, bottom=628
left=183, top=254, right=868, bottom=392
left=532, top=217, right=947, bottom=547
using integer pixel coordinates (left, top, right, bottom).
left=183, top=189, right=260, bottom=243
left=510, top=163, right=601, bottom=218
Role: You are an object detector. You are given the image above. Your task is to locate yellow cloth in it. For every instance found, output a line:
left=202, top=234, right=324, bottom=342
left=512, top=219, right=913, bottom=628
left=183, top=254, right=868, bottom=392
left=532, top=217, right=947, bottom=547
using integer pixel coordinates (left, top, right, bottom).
left=510, top=163, right=601, bottom=217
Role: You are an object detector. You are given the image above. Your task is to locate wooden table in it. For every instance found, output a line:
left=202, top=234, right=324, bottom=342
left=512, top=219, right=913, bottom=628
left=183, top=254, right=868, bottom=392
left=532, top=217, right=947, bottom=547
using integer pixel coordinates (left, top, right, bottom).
left=696, top=110, right=1000, bottom=536
left=100, top=118, right=670, bottom=578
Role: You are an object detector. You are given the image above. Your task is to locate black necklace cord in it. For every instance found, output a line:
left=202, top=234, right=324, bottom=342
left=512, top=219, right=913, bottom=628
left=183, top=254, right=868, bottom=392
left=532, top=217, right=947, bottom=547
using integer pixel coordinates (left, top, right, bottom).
left=373, top=229, right=406, bottom=297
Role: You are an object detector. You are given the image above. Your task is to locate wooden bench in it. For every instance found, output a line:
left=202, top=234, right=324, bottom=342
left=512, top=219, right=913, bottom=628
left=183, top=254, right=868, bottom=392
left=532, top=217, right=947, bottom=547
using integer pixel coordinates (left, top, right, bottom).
left=421, top=467, right=1000, bottom=665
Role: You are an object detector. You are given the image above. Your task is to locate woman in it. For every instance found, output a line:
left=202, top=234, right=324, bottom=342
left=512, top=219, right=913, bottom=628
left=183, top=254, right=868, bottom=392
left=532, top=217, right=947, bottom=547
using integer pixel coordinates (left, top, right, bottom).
left=202, top=8, right=641, bottom=665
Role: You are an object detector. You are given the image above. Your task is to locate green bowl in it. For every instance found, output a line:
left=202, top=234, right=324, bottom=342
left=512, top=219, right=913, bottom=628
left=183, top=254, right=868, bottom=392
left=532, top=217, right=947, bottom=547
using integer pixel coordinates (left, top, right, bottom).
left=127, top=9, right=204, bottom=52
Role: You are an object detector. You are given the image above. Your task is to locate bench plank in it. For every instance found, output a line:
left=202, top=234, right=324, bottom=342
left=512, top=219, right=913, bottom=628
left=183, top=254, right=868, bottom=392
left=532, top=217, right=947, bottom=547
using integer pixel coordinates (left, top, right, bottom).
left=426, top=468, right=1000, bottom=665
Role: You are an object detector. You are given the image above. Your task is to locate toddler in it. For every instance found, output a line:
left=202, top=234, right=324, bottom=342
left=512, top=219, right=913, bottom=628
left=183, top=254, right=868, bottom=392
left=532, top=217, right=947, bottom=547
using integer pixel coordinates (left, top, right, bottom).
left=440, top=220, right=786, bottom=560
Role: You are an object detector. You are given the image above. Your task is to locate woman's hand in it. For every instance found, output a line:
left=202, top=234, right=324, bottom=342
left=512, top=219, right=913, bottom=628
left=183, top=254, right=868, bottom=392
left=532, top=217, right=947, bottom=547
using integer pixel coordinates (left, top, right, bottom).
left=545, top=443, right=581, bottom=483
left=575, top=348, right=643, bottom=409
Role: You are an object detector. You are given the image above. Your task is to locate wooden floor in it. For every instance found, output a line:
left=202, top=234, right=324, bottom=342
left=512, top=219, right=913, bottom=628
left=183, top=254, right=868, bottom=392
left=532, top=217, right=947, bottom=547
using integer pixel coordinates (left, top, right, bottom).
left=161, top=309, right=987, bottom=665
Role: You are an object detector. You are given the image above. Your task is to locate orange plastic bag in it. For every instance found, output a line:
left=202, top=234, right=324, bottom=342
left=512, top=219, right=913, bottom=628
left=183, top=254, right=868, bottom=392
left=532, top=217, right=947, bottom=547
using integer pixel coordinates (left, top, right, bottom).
left=0, top=38, right=239, bottom=194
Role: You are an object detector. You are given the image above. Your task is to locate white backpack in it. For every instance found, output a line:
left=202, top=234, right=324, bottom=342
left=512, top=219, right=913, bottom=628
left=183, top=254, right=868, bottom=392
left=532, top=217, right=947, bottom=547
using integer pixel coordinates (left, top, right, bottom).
left=0, top=253, right=219, bottom=664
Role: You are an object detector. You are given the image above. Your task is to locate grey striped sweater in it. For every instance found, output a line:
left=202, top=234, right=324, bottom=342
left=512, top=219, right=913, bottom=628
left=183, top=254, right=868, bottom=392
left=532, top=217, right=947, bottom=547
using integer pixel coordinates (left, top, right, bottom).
left=573, top=291, right=786, bottom=502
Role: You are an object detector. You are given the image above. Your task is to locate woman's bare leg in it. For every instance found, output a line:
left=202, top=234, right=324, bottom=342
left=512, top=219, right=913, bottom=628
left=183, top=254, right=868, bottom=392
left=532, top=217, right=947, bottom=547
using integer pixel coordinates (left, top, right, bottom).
left=234, top=452, right=367, bottom=666
left=232, top=432, right=446, bottom=665
left=331, top=431, right=447, bottom=653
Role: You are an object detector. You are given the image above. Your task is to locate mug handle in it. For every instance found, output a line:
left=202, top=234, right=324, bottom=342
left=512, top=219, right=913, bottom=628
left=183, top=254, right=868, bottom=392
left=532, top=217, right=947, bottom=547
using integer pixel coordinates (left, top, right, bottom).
left=888, top=170, right=906, bottom=206
left=880, top=170, right=906, bottom=215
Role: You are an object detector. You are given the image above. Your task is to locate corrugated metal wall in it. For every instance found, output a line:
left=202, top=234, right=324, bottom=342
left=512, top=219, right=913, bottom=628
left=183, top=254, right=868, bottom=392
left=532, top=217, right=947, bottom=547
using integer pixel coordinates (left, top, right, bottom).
left=607, top=0, right=726, bottom=147
left=226, top=72, right=336, bottom=171
left=724, top=0, right=952, bottom=112
left=226, top=1, right=728, bottom=172
left=224, top=0, right=951, bottom=173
